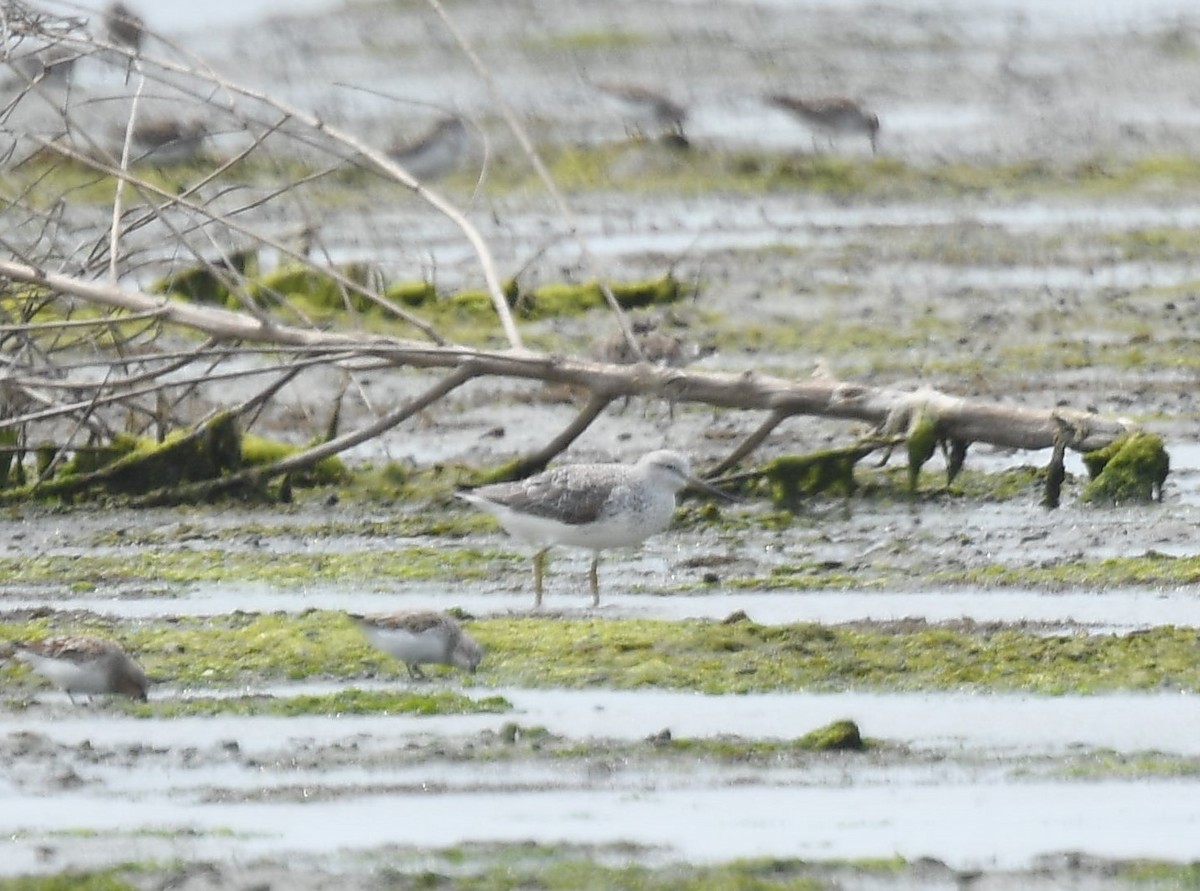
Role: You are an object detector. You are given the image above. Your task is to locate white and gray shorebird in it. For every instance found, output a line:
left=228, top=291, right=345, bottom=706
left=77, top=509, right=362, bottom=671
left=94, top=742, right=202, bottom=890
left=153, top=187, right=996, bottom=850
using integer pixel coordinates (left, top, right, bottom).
left=350, top=610, right=483, bottom=680
left=767, top=93, right=880, bottom=155
left=7, top=634, right=149, bottom=703
left=385, top=115, right=469, bottom=182
left=457, top=450, right=730, bottom=607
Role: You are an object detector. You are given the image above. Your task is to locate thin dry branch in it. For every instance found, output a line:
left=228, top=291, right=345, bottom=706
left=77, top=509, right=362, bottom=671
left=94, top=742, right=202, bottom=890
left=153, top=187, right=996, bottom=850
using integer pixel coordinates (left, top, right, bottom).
left=424, top=0, right=644, bottom=361
left=91, top=41, right=525, bottom=350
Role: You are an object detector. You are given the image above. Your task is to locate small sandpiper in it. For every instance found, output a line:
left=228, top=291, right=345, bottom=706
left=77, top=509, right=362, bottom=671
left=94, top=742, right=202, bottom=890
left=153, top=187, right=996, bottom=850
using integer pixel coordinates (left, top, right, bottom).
left=457, top=450, right=730, bottom=607
left=130, top=118, right=208, bottom=165
left=8, top=634, right=149, bottom=703
left=385, top=115, right=468, bottom=182
left=592, top=318, right=715, bottom=368
left=592, top=321, right=715, bottom=417
left=103, top=2, right=145, bottom=53
left=767, top=93, right=880, bottom=154
left=350, top=610, right=483, bottom=680
left=595, top=82, right=688, bottom=146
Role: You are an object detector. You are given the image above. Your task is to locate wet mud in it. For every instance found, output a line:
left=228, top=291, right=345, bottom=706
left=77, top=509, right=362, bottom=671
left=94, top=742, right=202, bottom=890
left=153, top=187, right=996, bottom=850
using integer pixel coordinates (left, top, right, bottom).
left=4, top=0, right=1200, bottom=887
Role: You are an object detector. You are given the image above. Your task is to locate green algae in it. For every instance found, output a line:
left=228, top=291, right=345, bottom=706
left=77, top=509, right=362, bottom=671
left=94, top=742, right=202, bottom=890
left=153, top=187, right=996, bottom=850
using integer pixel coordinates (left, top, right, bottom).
left=925, top=551, right=1200, bottom=589
left=248, top=262, right=374, bottom=314
left=652, top=720, right=867, bottom=757
left=241, top=434, right=348, bottom=486
left=799, top=718, right=865, bottom=751
left=1119, top=861, right=1200, bottom=887
left=523, top=275, right=687, bottom=318
left=523, top=28, right=650, bottom=52
left=0, top=414, right=348, bottom=505
left=15, top=413, right=242, bottom=500
left=2, top=611, right=491, bottom=690
left=486, top=146, right=1200, bottom=200
left=1108, top=227, right=1200, bottom=261
left=0, top=540, right=513, bottom=588
left=126, top=688, right=511, bottom=718
left=1082, top=431, right=1170, bottom=504
left=1060, top=749, right=1200, bottom=781
left=150, top=249, right=259, bottom=305
left=904, top=411, right=938, bottom=494
left=471, top=617, right=1200, bottom=695
left=424, top=856, right=831, bottom=891
left=8, top=853, right=1195, bottom=891
left=0, top=873, right=138, bottom=891
left=6, top=613, right=1200, bottom=696
left=760, top=450, right=861, bottom=508
left=3, top=526, right=1198, bottom=596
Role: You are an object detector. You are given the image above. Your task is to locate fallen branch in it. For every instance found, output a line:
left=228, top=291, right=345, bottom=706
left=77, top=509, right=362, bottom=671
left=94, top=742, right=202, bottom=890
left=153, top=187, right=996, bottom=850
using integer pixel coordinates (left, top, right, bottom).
left=0, top=257, right=1135, bottom=461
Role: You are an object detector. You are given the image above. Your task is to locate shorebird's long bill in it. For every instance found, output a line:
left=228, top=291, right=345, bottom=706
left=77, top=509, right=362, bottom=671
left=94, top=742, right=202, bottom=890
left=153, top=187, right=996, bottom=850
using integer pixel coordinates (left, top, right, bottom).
left=687, top=474, right=738, bottom=502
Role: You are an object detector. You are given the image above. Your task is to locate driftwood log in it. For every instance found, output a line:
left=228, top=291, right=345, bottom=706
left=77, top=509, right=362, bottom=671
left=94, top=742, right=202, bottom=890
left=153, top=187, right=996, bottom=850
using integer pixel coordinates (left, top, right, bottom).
left=0, top=257, right=1154, bottom=508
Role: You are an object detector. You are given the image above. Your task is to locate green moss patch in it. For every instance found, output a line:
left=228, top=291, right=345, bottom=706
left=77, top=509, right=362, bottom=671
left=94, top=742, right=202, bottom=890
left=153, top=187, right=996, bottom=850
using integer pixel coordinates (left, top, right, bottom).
left=0, top=541, right=513, bottom=589
left=1082, top=432, right=1170, bottom=504
left=473, top=617, right=1200, bottom=695
left=151, top=249, right=258, bottom=305
left=523, top=28, right=650, bottom=52
left=1, top=415, right=347, bottom=506
left=760, top=450, right=861, bottom=508
left=488, top=147, right=1200, bottom=200
left=7, top=613, right=1200, bottom=695
left=1060, top=749, right=1200, bottom=781
left=126, top=687, right=511, bottom=718
left=443, top=857, right=832, bottom=891
left=659, top=720, right=866, bottom=758
left=1119, top=861, right=1200, bottom=886
left=0, top=873, right=138, bottom=891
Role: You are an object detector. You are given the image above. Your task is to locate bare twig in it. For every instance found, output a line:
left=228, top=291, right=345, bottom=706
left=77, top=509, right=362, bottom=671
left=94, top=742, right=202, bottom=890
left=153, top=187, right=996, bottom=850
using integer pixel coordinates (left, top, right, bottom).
left=423, top=0, right=643, bottom=360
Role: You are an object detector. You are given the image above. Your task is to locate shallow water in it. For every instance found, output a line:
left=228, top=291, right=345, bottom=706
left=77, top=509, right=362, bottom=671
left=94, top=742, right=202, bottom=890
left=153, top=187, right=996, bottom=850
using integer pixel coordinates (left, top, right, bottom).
left=5, top=686, right=1200, bottom=875
left=5, top=771, right=1200, bottom=874
left=6, top=585, right=1199, bottom=634
left=13, top=687, right=1200, bottom=756
left=6, top=0, right=1200, bottom=882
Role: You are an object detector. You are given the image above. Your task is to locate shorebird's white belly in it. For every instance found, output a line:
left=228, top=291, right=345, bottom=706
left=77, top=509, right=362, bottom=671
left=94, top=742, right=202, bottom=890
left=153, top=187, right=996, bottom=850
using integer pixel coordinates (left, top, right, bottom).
left=487, top=496, right=677, bottom=551
left=362, top=627, right=446, bottom=664
left=18, top=653, right=109, bottom=694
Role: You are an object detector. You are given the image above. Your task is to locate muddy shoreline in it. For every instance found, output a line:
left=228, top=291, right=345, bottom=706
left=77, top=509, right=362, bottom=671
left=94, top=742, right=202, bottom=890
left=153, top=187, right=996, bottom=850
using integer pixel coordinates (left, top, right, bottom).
left=5, top=0, right=1200, bottom=886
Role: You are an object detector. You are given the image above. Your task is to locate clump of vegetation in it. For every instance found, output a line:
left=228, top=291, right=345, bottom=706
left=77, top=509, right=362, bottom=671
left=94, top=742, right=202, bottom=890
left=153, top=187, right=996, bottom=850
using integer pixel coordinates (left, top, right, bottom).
left=0, top=413, right=347, bottom=505
left=1082, top=432, right=1169, bottom=503
left=151, top=249, right=258, bottom=306
left=760, top=450, right=861, bottom=509
left=799, top=719, right=864, bottom=751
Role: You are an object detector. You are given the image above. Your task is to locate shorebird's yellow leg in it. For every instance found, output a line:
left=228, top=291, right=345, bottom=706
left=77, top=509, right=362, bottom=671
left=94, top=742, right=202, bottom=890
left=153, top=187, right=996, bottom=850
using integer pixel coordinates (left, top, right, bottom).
left=588, top=556, right=600, bottom=607
left=533, top=548, right=548, bottom=607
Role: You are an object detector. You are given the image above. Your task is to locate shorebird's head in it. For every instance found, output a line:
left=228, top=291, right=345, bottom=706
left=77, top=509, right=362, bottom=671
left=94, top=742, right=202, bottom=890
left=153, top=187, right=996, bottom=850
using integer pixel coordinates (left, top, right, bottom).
left=454, top=632, right=485, bottom=673
left=639, top=450, right=733, bottom=501
left=113, top=656, right=149, bottom=701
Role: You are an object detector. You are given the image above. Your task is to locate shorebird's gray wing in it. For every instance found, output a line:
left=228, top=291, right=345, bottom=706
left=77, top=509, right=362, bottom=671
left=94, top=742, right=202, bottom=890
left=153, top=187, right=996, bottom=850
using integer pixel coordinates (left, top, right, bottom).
left=25, top=635, right=117, bottom=661
left=366, top=611, right=448, bottom=633
left=470, top=466, right=622, bottom=527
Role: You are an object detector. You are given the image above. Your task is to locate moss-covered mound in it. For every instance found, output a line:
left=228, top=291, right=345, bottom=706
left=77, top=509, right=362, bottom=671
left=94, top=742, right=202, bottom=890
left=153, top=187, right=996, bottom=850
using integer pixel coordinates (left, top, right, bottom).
left=1082, top=432, right=1169, bottom=504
